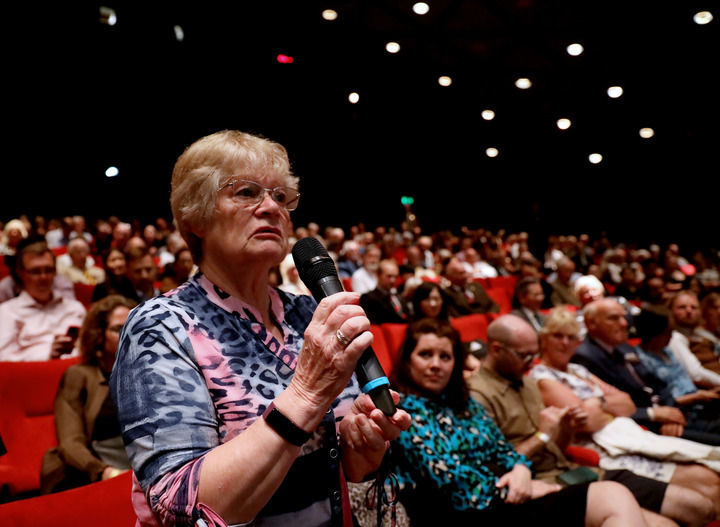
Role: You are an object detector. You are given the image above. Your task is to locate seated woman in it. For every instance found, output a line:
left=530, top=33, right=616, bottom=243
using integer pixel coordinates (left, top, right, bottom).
left=408, top=281, right=448, bottom=321
left=40, top=295, right=137, bottom=493
left=90, top=248, right=137, bottom=302
left=389, top=317, right=648, bottom=527
left=531, top=307, right=720, bottom=523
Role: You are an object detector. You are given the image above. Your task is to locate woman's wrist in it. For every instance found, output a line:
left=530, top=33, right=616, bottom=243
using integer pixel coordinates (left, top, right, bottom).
left=275, top=384, right=328, bottom=435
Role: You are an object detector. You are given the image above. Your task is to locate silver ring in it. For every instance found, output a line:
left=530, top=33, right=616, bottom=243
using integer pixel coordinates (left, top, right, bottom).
left=336, top=329, right=351, bottom=347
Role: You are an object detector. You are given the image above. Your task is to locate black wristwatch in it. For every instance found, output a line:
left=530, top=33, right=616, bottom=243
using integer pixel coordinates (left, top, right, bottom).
left=262, top=402, right=312, bottom=446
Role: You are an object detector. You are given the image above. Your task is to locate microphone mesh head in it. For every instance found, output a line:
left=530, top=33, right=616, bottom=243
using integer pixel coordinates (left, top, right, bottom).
left=292, top=237, right=339, bottom=285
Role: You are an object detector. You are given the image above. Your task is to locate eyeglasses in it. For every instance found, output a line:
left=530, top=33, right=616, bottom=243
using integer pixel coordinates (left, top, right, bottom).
left=502, top=345, right=539, bottom=365
left=218, top=179, right=300, bottom=211
left=24, top=266, right=56, bottom=276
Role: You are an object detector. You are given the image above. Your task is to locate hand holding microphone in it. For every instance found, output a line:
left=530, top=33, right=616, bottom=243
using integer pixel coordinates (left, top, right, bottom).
left=292, top=237, right=396, bottom=416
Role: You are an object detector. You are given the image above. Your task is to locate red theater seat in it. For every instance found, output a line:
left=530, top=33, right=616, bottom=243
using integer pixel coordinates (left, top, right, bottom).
left=485, top=288, right=512, bottom=315
left=73, top=282, right=96, bottom=310
left=380, top=323, right=409, bottom=365
left=369, top=325, right=396, bottom=378
left=450, top=314, right=489, bottom=343
left=0, top=470, right=136, bottom=527
left=0, top=358, right=80, bottom=496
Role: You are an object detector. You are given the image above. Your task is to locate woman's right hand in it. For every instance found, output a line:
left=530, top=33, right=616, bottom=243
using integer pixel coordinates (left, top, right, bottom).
left=496, top=464, right=533, bottom=504
left=288, top=292, right=373, bottom=417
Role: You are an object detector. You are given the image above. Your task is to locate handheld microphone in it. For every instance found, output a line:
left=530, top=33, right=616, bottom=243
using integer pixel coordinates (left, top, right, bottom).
left=292, top=237, right=396, bottom=416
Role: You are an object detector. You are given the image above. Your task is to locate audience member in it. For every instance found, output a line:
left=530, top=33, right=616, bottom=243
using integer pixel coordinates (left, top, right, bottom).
left=69, top=215, right=93, bottom=245
left=391, top=318, right=648, bottom=527
left=510, top=277, right=547, bottom=332
left=277, top=253, right=311, bottom=296
left=91, top=248, right=137, bottom=302
left=0, top=241, right=86, bottom=361
left=57, top=237, right=106, bottom=285
left=529, top=308, right=720, bottom=523
left=667, top=290, right=720, bottom=387
left=45, top=217, right=73, bottom=249
left=125, top=245, right=159, bottom=302
left=40, top=295, right=136, bottom=493
left=359, top=259, right=406, bottom=324
left=468, top=313, right=702, bottom=527
left=696, top=292, right=720, bottom=370
left=408, top=281, right=448, bottom=322
left=549, top=257, right=582, bottom=307
left=442, top=257, right=499, bottom=317
left=0, top=218, right=28, bottom=256
left=572, top=298, right=720, bottom=445
left=110, top=222, right=132, bottom=251
left=351, top=243, right=381, bottom=294
left=336, top=240, right=362, bottom=279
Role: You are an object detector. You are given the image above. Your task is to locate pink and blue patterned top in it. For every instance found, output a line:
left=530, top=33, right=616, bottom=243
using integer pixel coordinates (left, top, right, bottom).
left=110, top=273, right=359, bottom=526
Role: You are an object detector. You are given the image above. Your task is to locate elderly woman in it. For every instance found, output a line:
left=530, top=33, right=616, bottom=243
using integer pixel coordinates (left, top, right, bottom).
left=110, top=130, right=410, bottom=527
left=41, top=295, right=136, bottom=493
left=530, top=307, right=720, bottom=524
left=390, top=318, right=647, bottom=527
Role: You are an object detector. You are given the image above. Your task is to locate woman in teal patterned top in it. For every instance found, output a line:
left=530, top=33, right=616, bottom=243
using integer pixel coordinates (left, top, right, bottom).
left=390, top=318, right=648, bottom=527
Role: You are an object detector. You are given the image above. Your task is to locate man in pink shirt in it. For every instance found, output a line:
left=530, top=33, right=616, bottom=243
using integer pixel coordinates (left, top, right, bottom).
left=0, top=241, right=86, bottom=361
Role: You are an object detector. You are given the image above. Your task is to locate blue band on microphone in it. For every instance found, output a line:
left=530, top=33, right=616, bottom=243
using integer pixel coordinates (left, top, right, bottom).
left=362, top=377, right=390, bottom=393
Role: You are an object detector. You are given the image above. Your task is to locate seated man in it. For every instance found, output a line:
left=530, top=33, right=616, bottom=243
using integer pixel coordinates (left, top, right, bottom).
left=442, top=256, right=499, bottom=317
left=696, top=292, right=720, bottom=372
left=125, top=245, right=159, bottom=303
left=572, top=298, right=720, bottom=445
left=359, top=259, right=406, bottom=324
left=667, top=290, right=720, bottom=387
left=549, top=257, right=582, bottom=308
left=350, top=244, right=381, bottom=294
left=57, top=237, right=105, bottom=286
left=467, top=314, right=713, bottom=527
left=510, top=277, right=547, bottom=333
left=0, top=241, right=86, bottom=361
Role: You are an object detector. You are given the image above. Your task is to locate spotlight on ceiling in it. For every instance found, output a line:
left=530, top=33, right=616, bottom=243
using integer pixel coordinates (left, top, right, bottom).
left=173, top=25, right=184, bottom=42
left=438, top=75, right=452, bottom=87
left=105, top=166, right=119, bottom=178
left=486, top=147, right=499, bottom=158
left=413, top=2, right=430, bottom=15
left=385, top=41, right=400, bottom=54
left=348, top=92, right=360, bottom=104
left=607, top=86, right=624, bottom=99
left=566, top=43, right=584, bottom=56
left=556, top=118, right=572, bottom=130
left=639, top=127, right=655, bottom=139
left=481, top=109, right=495, bottom=121
left=693, top=11, right=713, bottom=25
left=588, top=153, right=603, bottom=164
left=99, top=6, right=117, bottom=26
left=515, top=77, right=532, bottom=89
left=322, top=9, right=338, bottom=21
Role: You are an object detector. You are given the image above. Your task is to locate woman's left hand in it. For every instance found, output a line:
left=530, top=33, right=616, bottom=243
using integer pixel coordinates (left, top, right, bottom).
left=496, top=464, right=533, bottom=504
left=339, top=391, right=411, bottom=482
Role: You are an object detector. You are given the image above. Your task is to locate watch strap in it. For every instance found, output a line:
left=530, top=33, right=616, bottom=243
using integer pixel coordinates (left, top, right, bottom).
left=262, top=402, right=312, bottom=446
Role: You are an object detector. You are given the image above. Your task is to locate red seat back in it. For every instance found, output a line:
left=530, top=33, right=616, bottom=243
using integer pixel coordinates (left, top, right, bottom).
left=369, top=325, right=395, bottom=379
left=450, top=314, right=489, bottom=343
left=0, top=470, right=136, bottom=527
left=0, top=358, right=80, bottom=495
left=485, top=288, right=512, bottom=314
left=73, top=282, right=96, bottom=309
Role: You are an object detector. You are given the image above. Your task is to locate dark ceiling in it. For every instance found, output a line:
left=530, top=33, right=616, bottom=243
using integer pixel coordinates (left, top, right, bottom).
left=5, top=1, right=719, bottom=248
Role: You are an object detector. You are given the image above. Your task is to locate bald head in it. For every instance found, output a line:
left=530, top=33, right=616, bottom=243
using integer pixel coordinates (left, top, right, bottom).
left=487, top=314, right=537, bottom=347
left=485, top=314, right=540, bottom=379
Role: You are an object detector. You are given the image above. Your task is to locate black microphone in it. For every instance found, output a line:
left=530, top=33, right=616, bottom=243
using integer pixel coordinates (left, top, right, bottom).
left=292, top=237, right=396, bottom=416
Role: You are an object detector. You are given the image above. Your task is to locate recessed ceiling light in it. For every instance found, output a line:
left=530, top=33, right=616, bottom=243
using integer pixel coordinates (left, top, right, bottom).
left=105, top=166, right=119, bottom=178
left=588, top=153, right=603, bottom=164
left=481, top=109, right=495, bottom=121
left=566, top=43, right=584, bottom=56
left=515, top=77, right=532, bottom=89
left=413, top=2, right=430, bottom=15
left=438, top=75, right=452, bottom=87
left=385, top=41, right=400, bottom=54
left=556, top=118, right=571, bottom=130
left=322, top=9, right=338, bottom=21
left=348, top=92, right=360, bottom=104
left=693, top=11, right=713, bottom=25
left=486, top=147, right=499, bottom=158
left=607, top=86, right=623, bottom=99
left=639, top=127, right=655, bottom=139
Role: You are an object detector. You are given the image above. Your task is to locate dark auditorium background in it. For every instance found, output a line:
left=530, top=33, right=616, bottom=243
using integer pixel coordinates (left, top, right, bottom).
left=5, top=1, right=718, bottom=251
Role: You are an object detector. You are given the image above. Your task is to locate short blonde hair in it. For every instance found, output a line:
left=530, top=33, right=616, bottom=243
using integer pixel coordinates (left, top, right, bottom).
left=170, top=130, right=297, bottom=263
left=540, top=306, right=581, bottom=338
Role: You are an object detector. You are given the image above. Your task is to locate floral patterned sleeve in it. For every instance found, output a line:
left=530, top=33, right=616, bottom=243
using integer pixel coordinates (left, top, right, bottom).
left=392, top=394, right=530, bottom=511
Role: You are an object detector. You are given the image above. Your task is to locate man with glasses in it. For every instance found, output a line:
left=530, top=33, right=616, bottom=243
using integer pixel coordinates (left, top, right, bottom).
left=0, top=241, right=85, bottom=361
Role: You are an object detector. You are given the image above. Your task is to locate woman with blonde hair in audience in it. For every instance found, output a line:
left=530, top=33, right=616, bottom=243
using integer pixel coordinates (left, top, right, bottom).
left=40, top=294, right=137, bottom=493
left=0, top=219, right=28, bottom=256
left=390, top=317, right=648, bottom=527
left=530, top=307, right=720, bottom=525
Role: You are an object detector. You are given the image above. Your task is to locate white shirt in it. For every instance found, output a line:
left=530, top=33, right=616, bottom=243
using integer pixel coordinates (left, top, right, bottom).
left=0, top=291, right=86, bottom=361
left=350, top=267, right=378, bottom=295
left=667, top=330, right=720, bottom=387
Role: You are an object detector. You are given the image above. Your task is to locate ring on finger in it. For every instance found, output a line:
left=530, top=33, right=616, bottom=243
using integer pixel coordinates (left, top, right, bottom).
left=336, top=329, right=351, bottom=347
